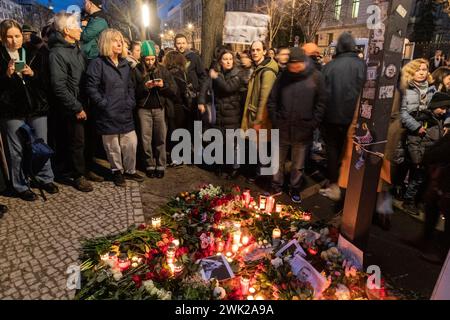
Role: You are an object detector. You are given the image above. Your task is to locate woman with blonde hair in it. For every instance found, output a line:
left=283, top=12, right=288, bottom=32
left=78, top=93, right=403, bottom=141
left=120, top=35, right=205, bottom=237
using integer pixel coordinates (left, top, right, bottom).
left=400, top=58, right=436, bottom=213
left=85, top=28, right=144, bottom=187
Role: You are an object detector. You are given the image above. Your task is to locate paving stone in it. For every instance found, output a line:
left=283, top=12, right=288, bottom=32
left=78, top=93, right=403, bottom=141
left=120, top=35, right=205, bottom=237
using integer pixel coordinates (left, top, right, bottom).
left=0, top=182, right=144, bottom=299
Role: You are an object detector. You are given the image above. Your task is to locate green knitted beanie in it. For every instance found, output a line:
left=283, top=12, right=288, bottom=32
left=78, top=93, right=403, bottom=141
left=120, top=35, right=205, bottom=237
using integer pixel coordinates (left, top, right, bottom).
left=141, top=40, right=157, bottom=57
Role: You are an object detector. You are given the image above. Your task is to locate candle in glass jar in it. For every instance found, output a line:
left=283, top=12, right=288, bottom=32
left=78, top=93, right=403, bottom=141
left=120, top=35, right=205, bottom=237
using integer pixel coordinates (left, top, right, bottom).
left=247, top=295, right=254, bottom=300
left=216, top=240, right=225, bottom=252
left=303, top=212, right=312, bottom=221
left=240, top=276, right=250, bottom=295
left=275, top=204, right=283, bottom=213
left=259, top=195, right=266, bottom=210
left=118, top=254, right=131, bottom=271
left=255, top=295, right=264, bottom=300
left=151, top=216, right=162, bottom=228
left=265, top=196, right=275, bottom=213
left=233, top=231, right=241, bottom=245
left=241, top=235, right=250, bottom=246
left=243, top=190, right=251, bottom=207
left=232, top=244, right=239, bottom=253
left=249, top=287, right=256, bottom=294
left=272, top=228, right=281, bottom=247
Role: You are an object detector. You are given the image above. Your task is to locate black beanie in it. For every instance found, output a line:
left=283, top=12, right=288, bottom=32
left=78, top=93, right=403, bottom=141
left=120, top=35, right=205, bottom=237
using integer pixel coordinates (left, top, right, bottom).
left=89, top=0, right=103, bottom=8
left=429, top=92, right=450, bottom=110
left=288, top=47, right=307, bottom=63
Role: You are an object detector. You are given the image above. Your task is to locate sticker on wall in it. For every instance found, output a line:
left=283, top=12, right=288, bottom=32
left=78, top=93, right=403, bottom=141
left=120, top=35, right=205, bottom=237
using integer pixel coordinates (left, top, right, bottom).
left=367, top=66, right=378, bottom=81
left=396, top=5, right=408, bottom=18
left=389, top=34, right=404, bottom=53
left=363, top=88, right=376, bottom=100
left=361, top=101, right=373, bottom=120
left=384, top=64, right=397, bottom=79
left=379, top=85, right=395, bottom=99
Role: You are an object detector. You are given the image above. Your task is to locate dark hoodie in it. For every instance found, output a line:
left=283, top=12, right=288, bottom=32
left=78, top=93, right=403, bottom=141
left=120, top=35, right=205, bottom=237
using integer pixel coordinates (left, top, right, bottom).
left=49, top=32, right=87, bottom=116
left=322, top=32, right=366, bottom=125
left=268, top=58, right=327, bottom=143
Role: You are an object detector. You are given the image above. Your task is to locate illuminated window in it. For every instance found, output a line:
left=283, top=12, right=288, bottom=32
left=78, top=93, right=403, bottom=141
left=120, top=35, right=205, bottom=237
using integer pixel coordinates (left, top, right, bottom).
left=352, top=0, right=360, bottom=18
left=335, top=0, right=342, bottom=20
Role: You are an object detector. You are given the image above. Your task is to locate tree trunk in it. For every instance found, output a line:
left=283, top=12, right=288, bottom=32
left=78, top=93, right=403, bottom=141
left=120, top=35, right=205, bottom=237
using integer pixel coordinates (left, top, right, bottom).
left=201, top=0, right=226, bottom=68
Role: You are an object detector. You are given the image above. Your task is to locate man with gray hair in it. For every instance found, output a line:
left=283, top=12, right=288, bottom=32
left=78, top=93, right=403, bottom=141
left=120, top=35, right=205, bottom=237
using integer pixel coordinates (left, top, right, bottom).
left=49, top=12, right=94, bottom=193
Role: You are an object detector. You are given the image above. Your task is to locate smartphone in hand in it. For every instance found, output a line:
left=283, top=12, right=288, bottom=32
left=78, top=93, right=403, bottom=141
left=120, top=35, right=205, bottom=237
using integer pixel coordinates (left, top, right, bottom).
left=15, top=61, right=25, bottom=73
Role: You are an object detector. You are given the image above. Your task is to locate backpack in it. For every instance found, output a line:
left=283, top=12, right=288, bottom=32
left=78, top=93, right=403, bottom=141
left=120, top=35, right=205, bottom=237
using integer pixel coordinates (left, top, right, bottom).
left=19, top=123, right=54, bottom=201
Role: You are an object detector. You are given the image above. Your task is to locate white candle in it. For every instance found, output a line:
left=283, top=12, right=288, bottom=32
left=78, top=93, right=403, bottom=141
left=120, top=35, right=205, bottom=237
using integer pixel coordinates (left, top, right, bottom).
left=240, top=276, right=250, bottom=295
left=272, top=228, right=281, bottom=247
left=241, top=236, right=250, bottom=246
left=233, top=231, right=241, bottom=245
left=276, top=204, right=283, bottom=213
left=232, top=244, right=239, bottom=253
left=151, top=216, right=162, bottom=228
left=249, top=287, right=256, bottom=294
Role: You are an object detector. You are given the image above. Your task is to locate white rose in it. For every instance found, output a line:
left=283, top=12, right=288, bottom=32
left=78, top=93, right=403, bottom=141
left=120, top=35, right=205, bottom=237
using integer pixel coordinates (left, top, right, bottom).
left=112, top=271, right=123, bottom=281
left=271, top=257, right=283, bottom=268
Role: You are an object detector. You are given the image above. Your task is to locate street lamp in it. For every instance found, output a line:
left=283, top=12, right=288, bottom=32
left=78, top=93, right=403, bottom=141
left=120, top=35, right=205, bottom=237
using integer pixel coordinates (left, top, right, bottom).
left=289, top=0, right=296, bottom=47
left=188, top=23, right=195, bottom=50
left=142, top=3, right=150, bottom=28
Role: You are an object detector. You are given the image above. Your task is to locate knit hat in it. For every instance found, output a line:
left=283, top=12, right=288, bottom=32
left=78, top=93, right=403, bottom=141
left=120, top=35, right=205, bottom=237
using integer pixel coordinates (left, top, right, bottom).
left=89, top=0, right=103, bottom=8
left=141, top=40, right=157, bottom=57
left=22, top=24, right=36, bottom=34
left=429, top=92, right=450, bottom=110
left=288, top=47, right=307, bottom=63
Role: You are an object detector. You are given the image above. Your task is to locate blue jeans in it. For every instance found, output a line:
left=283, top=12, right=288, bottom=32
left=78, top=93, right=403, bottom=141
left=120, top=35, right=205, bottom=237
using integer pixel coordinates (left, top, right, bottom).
left=2, top=117, right=54, bottom=193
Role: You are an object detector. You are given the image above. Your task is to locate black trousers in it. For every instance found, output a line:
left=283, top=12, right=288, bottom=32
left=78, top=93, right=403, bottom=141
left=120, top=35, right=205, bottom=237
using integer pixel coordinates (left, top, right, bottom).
left=66, top=118, right=87, bottom=179
left=322, top=123, right=350, bottom=184
left=424, top=188, right=450, bottom=254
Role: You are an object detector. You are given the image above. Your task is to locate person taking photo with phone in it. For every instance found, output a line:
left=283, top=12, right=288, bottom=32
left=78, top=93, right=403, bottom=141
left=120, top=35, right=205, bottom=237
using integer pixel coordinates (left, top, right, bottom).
left=133, top=40, right=177, bottom=179
left=0, top=19, right=57, bottom=202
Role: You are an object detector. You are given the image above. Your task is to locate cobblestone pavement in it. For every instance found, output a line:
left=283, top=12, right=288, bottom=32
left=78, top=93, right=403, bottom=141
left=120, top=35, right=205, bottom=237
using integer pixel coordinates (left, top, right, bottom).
left=0, top=181, right=144, bottom=300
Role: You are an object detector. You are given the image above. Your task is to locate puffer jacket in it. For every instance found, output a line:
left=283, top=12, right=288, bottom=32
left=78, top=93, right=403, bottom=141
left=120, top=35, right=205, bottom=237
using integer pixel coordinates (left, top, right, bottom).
left=198, top=67, right=244, bottom=130
left=85, top=56, right=135, bottom=135
left=268, top=58, right=327, bottom=143
left=401, top=83, right=436, bottom=132
left=0, top=45, right=49, bottom=119
left=49, top=32, right=87, bottom=117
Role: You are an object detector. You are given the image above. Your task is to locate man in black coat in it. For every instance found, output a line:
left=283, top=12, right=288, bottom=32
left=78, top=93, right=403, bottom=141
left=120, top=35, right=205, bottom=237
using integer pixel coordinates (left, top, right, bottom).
left=320, top=32, right=366, bottom=201
left=268, top=47, right=327, bottom=203
left=174, top=33, right=207, bottom=94
left=174, top=33, right=207, bottom=138
left=49, top=13, right=94, bottom=193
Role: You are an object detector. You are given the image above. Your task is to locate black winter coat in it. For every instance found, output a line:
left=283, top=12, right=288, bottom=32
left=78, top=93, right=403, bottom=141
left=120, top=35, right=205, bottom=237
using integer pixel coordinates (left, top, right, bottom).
left=85, top=57, right=135, bottom=135
left=49, top=32, right=87, bottom=117
left=0, top=45, right=49, bottom=119
left=133, top=63, right=178, bottom=115
left=268, top=59, right=327, bottom=143
left=198, top=67, right=244, bottom=130
left=185, top=51, right=207, bottom=93
left=322, top=52, right=366, bottom=125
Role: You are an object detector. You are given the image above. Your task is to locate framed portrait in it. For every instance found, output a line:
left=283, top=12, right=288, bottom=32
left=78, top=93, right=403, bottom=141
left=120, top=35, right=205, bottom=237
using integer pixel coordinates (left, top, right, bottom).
left=199, top=255, right=235, bottom=281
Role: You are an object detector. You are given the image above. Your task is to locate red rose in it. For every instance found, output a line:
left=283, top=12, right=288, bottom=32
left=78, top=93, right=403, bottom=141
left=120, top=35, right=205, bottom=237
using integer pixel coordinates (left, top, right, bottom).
left=138, top=224, right=147, bottom=230
left=213, top=212, right=222, bottom=223
left=132, top=275, right=142, bottom=288
left=145, top=272, right=155, bottom=280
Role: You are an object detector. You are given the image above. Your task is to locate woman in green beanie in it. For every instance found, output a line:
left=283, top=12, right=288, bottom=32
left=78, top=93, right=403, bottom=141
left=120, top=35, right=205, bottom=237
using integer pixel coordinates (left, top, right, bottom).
left=133, top=40, right=178, bottom=179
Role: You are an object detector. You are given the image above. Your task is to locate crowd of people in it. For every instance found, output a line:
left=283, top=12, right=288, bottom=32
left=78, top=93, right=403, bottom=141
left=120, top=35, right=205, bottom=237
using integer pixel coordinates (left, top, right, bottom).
left=0, top=1, right=449, bottom=262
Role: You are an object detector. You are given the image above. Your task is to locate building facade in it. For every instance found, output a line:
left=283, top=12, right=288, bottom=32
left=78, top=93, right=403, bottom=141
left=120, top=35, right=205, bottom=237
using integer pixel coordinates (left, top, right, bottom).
left=0, top=0, right=24, bottom=24
left=14, top=0, right=53, bottom=32
left=316, top=0, right=450, bottom=58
